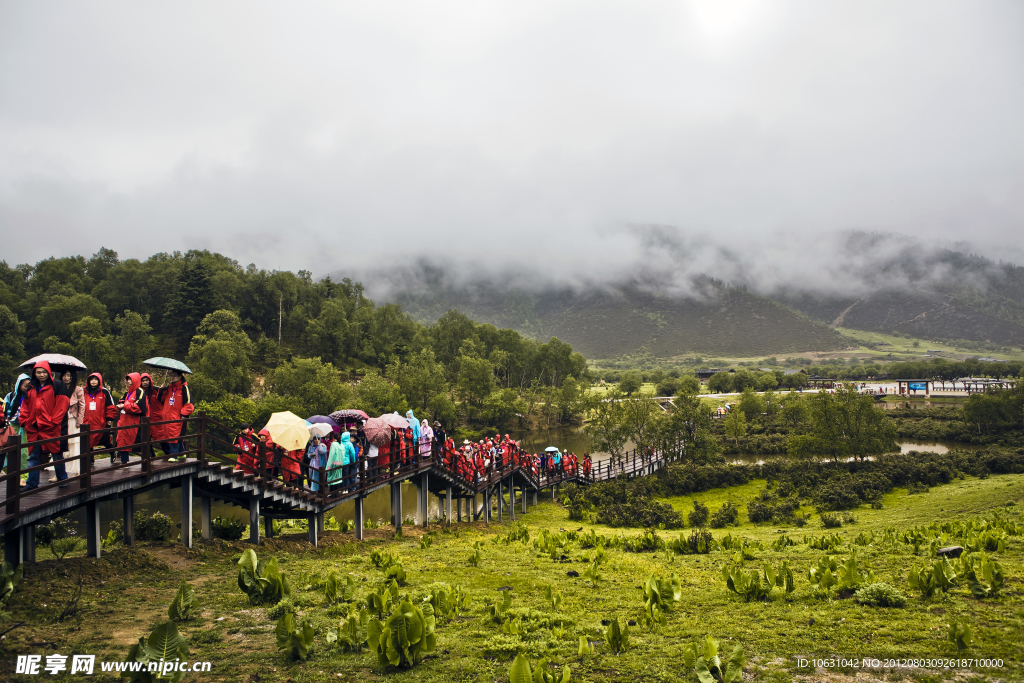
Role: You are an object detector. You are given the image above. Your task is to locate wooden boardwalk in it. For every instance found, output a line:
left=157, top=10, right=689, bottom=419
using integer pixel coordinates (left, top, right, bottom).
left=0, top=413, right=682, bottom=563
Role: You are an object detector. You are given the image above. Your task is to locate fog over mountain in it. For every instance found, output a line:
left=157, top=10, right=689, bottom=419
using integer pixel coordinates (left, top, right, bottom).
left=1, top=1, right=1022, bottom=284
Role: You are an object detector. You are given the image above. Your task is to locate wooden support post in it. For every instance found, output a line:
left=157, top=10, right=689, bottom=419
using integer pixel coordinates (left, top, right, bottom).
left=483, top=489, right=490, bottom=523
left=80, top=424, right=92, bottom=493
left=445, top=487, right=452, bottom=527
left=510, top=481, right=516, bottom=521
left=264, top=515, right=274, bottom=539
left=355, top=496, right=364, bottom=540
left=201, top=496, right=211, bottom=540
left=180, top=474, right=193, bottom=548
left=532, top=490, right=538, bottom=506
left=5, top=435, right=20, bottom=523
left=318, top=512, right=325, bottom=535
left=249, top=498, right=260, bottom=545
left=457, top=496, right=462, bottom=522
left=308, top=514, right=318, bottom=546
left=522, top=487, right=527, bottom=514
left=3, top=530, right=22, bottom=566
left=393, top=482, right=403, bottom=531
left=197, top=412, right=207, bottom=466
left=472, top=495, right=478, bottom=521
left=419, top=472, right=429, bottom=527
left=123, top=495, right=135, bottom=546
left=22, top=525, right=35, bottom=564
left=498, top=483, right=503, bottom=522
left=86, top=500, right=101, bottom=558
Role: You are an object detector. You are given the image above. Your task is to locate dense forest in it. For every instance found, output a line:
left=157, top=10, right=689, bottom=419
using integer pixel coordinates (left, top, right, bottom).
left=0, top=249, right=589, bottom=431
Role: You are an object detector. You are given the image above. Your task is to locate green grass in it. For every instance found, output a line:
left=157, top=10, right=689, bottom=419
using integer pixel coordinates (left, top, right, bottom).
left=3, top=474, right=1022, bottom=682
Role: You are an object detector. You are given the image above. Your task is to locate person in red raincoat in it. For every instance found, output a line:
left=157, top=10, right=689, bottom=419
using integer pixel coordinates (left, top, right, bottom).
left=233, top=424, right=258, bottom=474
left=279, top=449, right=301, bottom=484
left=80, top=373, right=118, bottom=451
left=583, top=452, right=592, bottom=478
left=377, top=433, right=392, bottom=480
left=155, top=370, right=194, bottom=461
left=115, top=372, right=148, bottom=464
left=20, top=361, right=71, bottom=491
left=258, top=429, right=279, bottom=477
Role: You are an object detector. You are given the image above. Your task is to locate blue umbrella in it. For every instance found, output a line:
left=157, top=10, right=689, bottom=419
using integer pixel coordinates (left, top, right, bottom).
left=143, top=357, right=193, bottom=374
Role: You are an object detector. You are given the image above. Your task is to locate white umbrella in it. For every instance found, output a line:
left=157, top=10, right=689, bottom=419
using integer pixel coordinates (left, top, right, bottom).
left=308, top=423, right=333, bottom=437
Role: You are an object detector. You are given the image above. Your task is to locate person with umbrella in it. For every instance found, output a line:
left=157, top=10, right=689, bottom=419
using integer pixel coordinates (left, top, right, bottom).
left=155, top=370, right=194, bottom=461
left=307, top=434, right=327, bottom=492
left=19, top=361, right=71, bottom=491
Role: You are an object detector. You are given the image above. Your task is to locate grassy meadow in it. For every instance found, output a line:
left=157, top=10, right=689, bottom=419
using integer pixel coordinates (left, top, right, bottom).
left=2, top=469, right=1021, bottom=682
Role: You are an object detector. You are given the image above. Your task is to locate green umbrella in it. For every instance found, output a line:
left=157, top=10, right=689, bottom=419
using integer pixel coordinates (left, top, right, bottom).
left=143, top=357, right=193, bottom=374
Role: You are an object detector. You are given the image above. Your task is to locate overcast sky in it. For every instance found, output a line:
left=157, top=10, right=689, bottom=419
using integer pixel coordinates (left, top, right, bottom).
left=1, top=1, right=1021, bottom=284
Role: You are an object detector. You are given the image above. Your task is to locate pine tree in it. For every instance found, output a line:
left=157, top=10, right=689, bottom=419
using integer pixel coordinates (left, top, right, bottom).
left=164, top=259, right=214, bottom=350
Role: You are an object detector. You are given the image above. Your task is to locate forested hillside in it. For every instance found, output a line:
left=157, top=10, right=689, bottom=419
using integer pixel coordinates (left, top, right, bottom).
left=394, top=279, right=847, bottom=359
left=0, top=249, right=589, bottom=430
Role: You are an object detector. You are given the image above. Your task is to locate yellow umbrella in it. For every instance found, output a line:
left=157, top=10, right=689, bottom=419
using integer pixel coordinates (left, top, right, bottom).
left=264, top=411, right=311, bottom=451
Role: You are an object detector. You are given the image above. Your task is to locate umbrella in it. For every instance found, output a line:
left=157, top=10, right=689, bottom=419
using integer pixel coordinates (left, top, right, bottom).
left=330, top=409, right=368, bottom=422
left=143, top=357, right=193, bottom=374
left=378, top=413, right=412, bottom=430
left=545, top=446, right=560, bottom=452
left=264, top=411, right=311, bottom=451
left=19, top=353, right=87, bottom=375
left=362, top=417, right=392, bottom=447
left=307, top=415, right=339, bottom=426
left=308, top=423, right=333, bottom=437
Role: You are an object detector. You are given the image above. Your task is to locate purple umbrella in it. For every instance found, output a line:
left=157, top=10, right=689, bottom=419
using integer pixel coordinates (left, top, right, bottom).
left=307, top=415, right=341, bottom=434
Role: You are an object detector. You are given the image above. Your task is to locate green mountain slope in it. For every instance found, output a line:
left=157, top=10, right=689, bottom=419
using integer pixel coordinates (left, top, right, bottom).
left=394, top=281, right=847, bottom=359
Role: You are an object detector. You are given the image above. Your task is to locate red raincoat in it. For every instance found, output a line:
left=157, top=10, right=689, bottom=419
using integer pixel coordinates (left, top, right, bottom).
left=234, top=429, right=258, bottom=473
left=81, top=373, right=118, bottom=448
left=153, top=380, right=194, bottom=442
left=20, top=361, right=70, bottom=454
left=282, top=449, right=302, bottom=483
left=116, top=373, right=148, bottom=450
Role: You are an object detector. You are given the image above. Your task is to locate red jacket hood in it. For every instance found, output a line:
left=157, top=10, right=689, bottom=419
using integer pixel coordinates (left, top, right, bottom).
left=125, top=372, right=142, bottom=394
left=30, top=360, right=54, bottom=388
left=86, top=372, right=104, bottom=394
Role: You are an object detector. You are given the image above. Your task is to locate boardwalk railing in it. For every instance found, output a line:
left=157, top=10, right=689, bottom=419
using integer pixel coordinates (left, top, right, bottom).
left=0, top=412, right=687, bottom=528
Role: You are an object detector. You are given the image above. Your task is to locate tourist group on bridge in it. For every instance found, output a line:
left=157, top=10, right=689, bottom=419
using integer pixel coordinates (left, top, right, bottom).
left=1, top=352, right=598, bottom=502
left=2, top=356, right=194, bottom=494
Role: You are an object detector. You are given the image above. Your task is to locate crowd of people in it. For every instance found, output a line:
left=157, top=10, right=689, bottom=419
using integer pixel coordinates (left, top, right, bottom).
left=0, top=361, right=194, bottom=493
left=231, top=411, right=595, bottom=496
left=1, top=361, right=596, bottom=498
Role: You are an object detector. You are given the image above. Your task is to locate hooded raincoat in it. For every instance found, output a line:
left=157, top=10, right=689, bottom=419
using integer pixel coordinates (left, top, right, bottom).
left=3, top=373, right=32, bottom=467
left=116, top=372, right=148, bottom=450
left=405, top=410, right=420, bottom=441
left=20, top=361, right=70, bottom=454
left=81, top=373, right=118, bottom=448
left=153, top=378, right=194, bottom=442
left=419, top=419, right=434, bottom=457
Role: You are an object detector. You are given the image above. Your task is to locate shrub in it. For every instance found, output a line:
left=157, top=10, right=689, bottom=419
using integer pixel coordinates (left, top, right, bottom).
left=624, top=529, right=665, bottom=553
left=854, top=583, right=906, bottom=608
left=682, top=636, right=743, bottom=683
left=237, top=549, right=292, bottom=605
left=367, top=598, right=437, bottom=667
left=168, top=580, right=197, bottom=621
left=688, top=501, right=710, bottom=528
left=211, top=516, right=246, bottom=541
left=820, top=513, right=843, bottom=529
left=123, top=621, right=190, bottom=682
left=596, top=497, right=684, bottom=529
left=134, top=510, right=175, bottom=542
left=275, top=613, right=314, bottom=661
left=709, top=502, right=739, bottom=528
